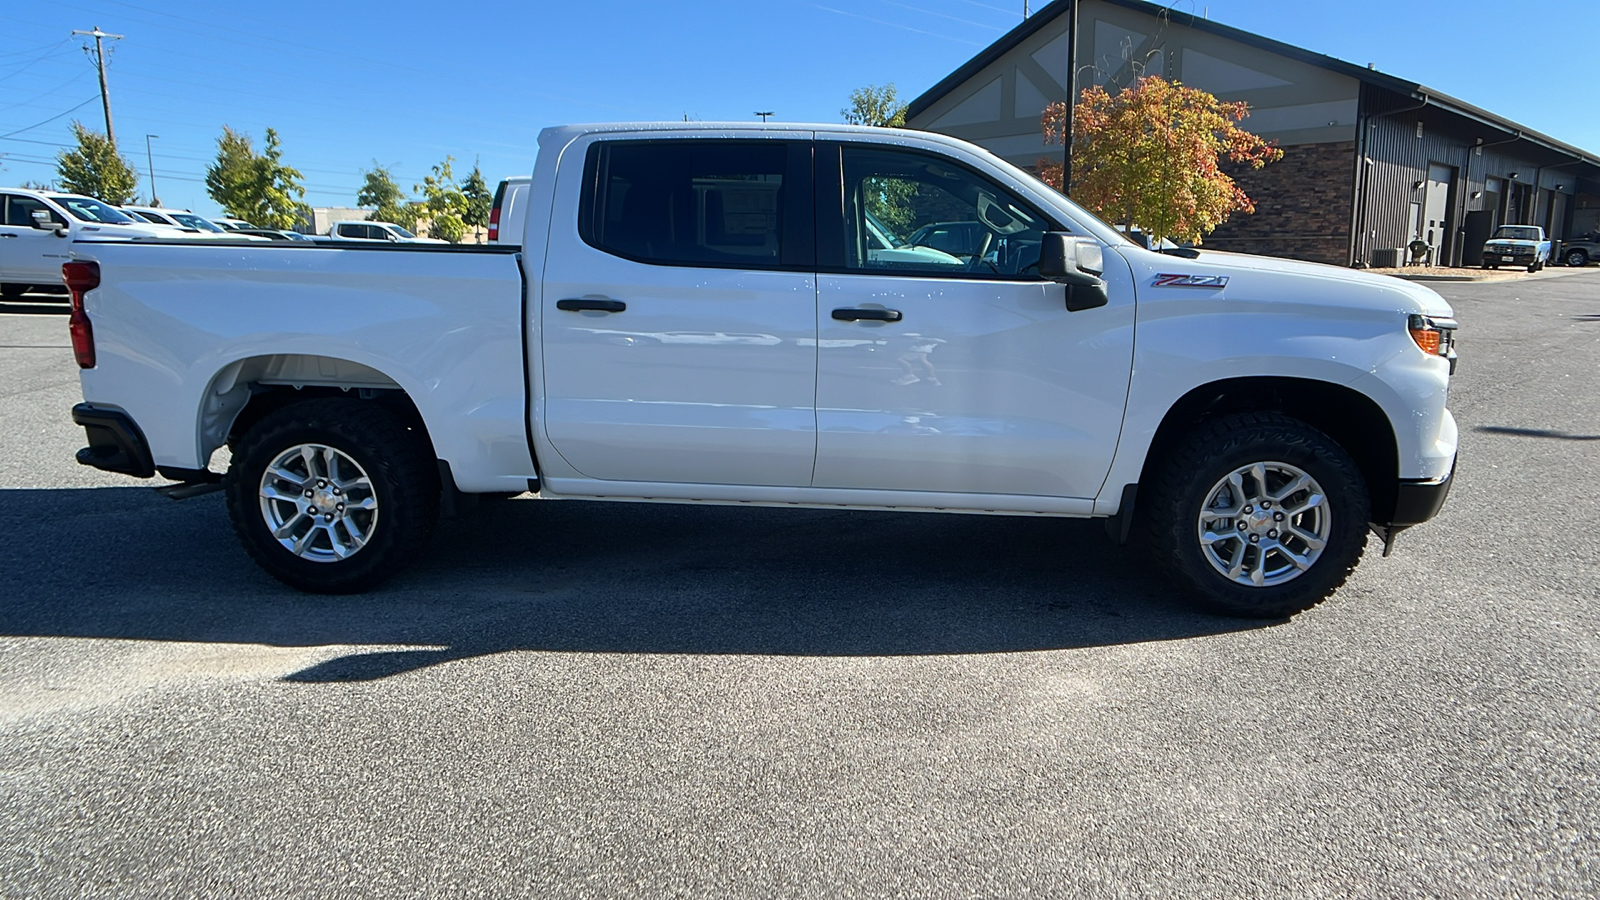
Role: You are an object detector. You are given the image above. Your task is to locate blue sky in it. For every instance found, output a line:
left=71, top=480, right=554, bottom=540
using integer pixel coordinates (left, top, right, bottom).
left=3, top=0, right=1595, bottom=217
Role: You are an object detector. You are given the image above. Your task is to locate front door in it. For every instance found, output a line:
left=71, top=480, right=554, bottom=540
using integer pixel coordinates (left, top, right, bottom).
left=0, top=194, right=69, bottom=286
left=540, top=135, right=819, bottom=487
left=1424, top=163, right=1453, bottom=265
left=811, top=142, right=1134, bottom=499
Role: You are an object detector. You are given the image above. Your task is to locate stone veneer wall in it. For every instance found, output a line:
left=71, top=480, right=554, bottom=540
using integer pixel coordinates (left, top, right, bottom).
left=1200, top=141, right=1356, bottom=265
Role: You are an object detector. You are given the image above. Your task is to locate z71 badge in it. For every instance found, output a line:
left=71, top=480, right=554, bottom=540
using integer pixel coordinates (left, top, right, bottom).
left=1153, top=273, right=1229, bottom=288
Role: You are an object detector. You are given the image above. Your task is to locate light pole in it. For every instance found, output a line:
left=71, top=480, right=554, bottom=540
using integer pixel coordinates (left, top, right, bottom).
left=144, top=134, right=159, bottom=206
left=754, top=111, right=773, bottom=122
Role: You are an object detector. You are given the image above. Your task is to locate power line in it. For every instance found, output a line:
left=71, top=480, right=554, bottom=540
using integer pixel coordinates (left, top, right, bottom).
left=0, top=96, right=100, bottom=140
left=70, top=25, right=123, bottom=145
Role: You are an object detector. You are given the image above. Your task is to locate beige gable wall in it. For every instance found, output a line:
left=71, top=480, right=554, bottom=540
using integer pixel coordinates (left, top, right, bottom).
left=908, top=0, right=1360, bottom=168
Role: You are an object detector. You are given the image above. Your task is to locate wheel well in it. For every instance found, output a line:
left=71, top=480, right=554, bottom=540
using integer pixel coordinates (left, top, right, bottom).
left=201, top=355, right=435, bottom=465
left=1139, top=377, right=1399, bottom=521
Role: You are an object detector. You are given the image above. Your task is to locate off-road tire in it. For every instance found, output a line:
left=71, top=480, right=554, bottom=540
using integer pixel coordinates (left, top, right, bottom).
left=1139, top=412, right=1370, bottom=618
left=225, top=398, right=439, bottom=593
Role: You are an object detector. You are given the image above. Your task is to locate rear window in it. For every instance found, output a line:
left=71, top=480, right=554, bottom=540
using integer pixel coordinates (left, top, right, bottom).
left=581, top=140, right=790, bottom=269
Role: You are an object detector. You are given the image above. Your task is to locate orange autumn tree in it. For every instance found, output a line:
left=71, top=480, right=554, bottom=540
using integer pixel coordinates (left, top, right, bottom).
left=1038, top=76, right=1282, bottom=247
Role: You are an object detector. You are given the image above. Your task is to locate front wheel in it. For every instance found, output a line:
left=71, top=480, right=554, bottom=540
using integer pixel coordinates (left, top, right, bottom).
left=225, top=398, right=439, bottom=593
left=1140, top=413, right=1370, bottom=618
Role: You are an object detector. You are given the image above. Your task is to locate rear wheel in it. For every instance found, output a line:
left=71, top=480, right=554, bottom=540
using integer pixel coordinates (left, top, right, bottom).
left=1140, top=412, right=1370, bottom=618
left=1564, top=249, right=1587, bottom=268
left=225, top=398, right=439, bottom=593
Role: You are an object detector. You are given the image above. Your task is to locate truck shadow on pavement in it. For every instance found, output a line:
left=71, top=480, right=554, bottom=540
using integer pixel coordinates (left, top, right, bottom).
left=0, top=487, right=1263, bottom=681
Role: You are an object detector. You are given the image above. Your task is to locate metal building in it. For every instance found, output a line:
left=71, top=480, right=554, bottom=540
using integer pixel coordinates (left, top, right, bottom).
left=905, top=0, right=1600, bottom=266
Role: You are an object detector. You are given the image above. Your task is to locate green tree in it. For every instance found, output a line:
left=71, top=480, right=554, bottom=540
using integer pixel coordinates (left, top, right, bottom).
left=842, top=83, right=907, bottom=128
left=460, top=160, right=492, bottom=231
left=358, top=163, right=409, bottom=224
left=255, top=129, right=307, bottom=229
left=415, top=156, right=467, bottom=243
left=56, top=121, right=138, bottom=204
left=204, top=126, right=307, bottom=229
left=1039, top=76, right=1282, bottom=246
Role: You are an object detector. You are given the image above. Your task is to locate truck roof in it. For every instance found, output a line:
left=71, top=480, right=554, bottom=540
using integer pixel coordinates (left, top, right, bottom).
left=537, top=122, right=969, bottom=150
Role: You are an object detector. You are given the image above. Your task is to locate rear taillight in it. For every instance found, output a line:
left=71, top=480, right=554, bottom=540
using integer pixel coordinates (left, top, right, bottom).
left=488, top=204, right=501, bottom=241
left=62, top=261, right=99, bottom=369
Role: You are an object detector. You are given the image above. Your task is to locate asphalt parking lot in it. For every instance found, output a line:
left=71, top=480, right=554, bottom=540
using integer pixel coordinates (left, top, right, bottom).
left=2, top=272, right=1597, bottom=898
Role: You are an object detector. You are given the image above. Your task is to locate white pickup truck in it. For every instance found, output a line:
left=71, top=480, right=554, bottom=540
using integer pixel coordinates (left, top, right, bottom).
left=62, top=123, right=1459, bottom=618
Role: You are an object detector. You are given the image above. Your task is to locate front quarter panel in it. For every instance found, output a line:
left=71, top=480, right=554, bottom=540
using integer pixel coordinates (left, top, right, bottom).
left=1095, top=248, right=1456, bottom=513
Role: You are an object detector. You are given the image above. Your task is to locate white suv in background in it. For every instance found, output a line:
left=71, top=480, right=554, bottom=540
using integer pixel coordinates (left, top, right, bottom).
left=0, top=188, right=175, bottom=297
left=327, top=220, right=445, bottom=243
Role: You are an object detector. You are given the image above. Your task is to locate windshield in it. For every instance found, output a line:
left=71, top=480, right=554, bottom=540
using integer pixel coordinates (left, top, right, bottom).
left=1492, top=226, right=1541, bottom=241
left=171, top=212, right=226, bottom=233
left=54, top=196, right=138, bottom=224
left=863, top=209, right=903, bottom=249
left=993, top=160, right=1132, bottom=248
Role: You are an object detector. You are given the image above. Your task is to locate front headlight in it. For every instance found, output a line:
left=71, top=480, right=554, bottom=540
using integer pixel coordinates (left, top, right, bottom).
left=1409, top=314, right=1458, bottom=372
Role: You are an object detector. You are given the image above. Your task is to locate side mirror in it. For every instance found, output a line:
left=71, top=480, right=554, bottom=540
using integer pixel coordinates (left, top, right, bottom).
left=1038, top=232, right=1109, bottom=311
left=31, top=209, right=64, bottom=232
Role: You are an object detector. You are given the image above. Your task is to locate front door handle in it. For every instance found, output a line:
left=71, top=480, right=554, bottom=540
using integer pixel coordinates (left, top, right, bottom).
left=831, top=307, right=902, bottom=322
left=557, top=298, right=626, bottom=313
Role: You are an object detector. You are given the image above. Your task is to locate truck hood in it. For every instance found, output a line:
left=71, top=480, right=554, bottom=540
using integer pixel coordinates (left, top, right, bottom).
left=1484, top=239, right=1542, bottom=248
left=1118, top=246, right=1456, bottom=319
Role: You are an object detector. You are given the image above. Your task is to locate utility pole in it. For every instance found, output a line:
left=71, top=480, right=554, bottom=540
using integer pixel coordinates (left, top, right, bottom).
left=72, top=26, right=123, bottom=147
left=145, top=134, right=159, bottom=206
left=754, top=111, right=774, bottom=122
left=1062, top=1, right=1078, bottom=195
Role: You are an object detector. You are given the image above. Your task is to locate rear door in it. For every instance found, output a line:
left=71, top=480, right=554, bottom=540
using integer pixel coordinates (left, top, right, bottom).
left=539, top=132, right=818, bottom=487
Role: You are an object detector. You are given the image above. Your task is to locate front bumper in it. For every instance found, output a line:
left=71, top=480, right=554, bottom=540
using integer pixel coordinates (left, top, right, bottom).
left=1484, top=247, right=1537, bottom=263
left=1376, top=462, right=1454, bottom=527
left=71, top=403, right=155, bottom=478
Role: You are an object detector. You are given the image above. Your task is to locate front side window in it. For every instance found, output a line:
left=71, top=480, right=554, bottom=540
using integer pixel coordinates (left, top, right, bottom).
left=583, top=140, right=789, bottom=268
left=5, top=195, right=60, bottom=227
left=388, top=225, right=417, bottom=238
left=840, top=146, right=1049, bottom=278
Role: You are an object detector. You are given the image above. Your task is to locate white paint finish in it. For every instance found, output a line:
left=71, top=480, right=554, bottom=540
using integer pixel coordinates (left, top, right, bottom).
left=538, top=129, right=818, bottom=488
left=1180, top=48, right=1292, bottom=93
left=70, top=122, right=1460, bottom=528
left=928, top=77, right=1003, bottom=129
left=538, top=477, right=1097, bottom=517
left=1014, top=67, right=1050, bottom=121
left=72, top=242, right=534, bottom=492
left=1092, top=245, right=1457, bottom=513
left=813, top=265, right=1135, bottom=498
left=1237, top=98, right=1359, bottom=136
left=0, top=220, right=72, bottom=284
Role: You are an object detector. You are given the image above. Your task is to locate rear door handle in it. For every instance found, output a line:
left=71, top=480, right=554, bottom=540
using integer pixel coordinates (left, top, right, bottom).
left=831, top=307, right=902, bottom=322
left=557, top=298, right=626, bottom=313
